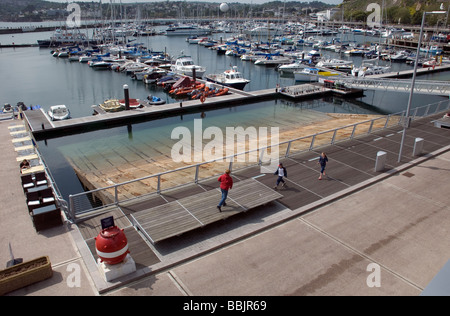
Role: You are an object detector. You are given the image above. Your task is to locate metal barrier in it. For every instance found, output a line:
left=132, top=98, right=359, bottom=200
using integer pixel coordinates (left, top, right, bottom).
left=333, top=77, right=450, bottom=96
left=67, top=100, right=450, bottom=222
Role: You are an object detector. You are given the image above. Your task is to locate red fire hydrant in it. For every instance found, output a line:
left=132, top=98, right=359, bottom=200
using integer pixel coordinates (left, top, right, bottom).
left=95, top=226, right=129, bottom=265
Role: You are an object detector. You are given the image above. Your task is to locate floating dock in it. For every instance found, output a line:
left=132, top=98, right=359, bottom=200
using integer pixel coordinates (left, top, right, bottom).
left=24, top=83, right=360, bottom=138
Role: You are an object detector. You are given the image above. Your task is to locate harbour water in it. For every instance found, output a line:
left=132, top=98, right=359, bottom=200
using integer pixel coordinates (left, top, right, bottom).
left=2, top=28, right=449, bottom=200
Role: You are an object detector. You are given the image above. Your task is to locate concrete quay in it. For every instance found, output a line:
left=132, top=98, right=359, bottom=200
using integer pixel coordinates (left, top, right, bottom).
left=1, top=109, right=450, bottom=296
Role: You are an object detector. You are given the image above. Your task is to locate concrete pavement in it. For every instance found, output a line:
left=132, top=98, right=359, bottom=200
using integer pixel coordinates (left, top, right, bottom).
left=1, top=115, right=450, bottom=296
left=106, top=150, right=450, bottom=296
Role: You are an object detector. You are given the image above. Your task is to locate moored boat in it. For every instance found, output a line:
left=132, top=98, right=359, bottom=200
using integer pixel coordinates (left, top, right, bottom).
left=99, top=99, right=124, bottom=112
left=254, top=55, right=291, bottom=66
left=294, top=67, right=340, bottom=82
left=89, top=60, right=112, bottom=70
left=351, top=64, right=391, bottom=77
left=170, top=55, right=206, bottom=78
left=316, top=58, right=354, bottom=72
left=2, top=103, right=13, bottom=114
left=147, top=95, right=166, bottom=105
left=278, top=59, right=307, bottom=74
left=47, top=105, right=70, bottom=121
left=119, top=98, right=141, bottom=109
left=165, top=24, right=211, bottom=37
left=205, top=66, right=250, bottom=90
left=37, top=28, right=99, bottom=48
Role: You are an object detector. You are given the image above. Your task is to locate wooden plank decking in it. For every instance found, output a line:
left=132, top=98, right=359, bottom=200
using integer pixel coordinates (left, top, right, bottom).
left=70, top=112, right=450, bottom=282
left=23, top=109, right=52, bottom=132
left=130, top=178, right=283, bottom=244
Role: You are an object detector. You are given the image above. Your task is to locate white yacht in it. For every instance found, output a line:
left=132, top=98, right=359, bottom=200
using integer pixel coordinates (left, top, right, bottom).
left=79, top=54, right=94, bottom=63
left=254, top=55, right=291, bottom=66
left=37, top=28, right=98, bottom=47
left=121, top=62, right=148, bottom=75
left=170, top=55, right=206, bottom=78
left=351, top=64, right=391, bottom=77
left=294, top=67, right=340, bottom=82
left=240, top=53, right=261, bottom=62
left=165, top=24, right=211, bottom=37
left=278, top=60, right=307, bottom=74
left=47, top=105, right=70, bottom=121
left=316, top=58, right=354, bottom=72
left=205, top=66, right=250, bottom=90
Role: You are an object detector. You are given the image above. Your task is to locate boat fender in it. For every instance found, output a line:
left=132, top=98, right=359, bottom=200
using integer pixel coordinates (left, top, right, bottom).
left=200, top=95, right=206, bottom=103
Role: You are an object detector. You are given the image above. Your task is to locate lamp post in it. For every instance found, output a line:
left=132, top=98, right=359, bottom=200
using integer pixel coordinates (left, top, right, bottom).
left=397, top=10, right=446, bottom=162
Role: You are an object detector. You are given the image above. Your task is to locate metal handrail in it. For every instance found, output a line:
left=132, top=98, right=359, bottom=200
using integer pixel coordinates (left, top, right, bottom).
left=68, top=115, right=385, bottom=199
left=334, top=77, right=450, bottom=96
left=68, top=99, right=450, bottom=221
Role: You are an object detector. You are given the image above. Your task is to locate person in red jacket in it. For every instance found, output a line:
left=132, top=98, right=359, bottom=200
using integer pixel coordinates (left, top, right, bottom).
left=217, top=169, right=233, bottom=212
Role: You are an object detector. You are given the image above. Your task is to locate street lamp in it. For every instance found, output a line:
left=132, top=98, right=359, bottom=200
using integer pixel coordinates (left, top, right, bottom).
left=397, top=10, right=446, bottom=162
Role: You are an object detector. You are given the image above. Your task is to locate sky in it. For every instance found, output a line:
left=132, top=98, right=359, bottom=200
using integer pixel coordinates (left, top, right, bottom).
left=46, top=1, right=344, bottom=6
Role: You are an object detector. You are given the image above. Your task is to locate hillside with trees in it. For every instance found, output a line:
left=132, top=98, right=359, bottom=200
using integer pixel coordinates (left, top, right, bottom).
left=338, top=0, right=449, bottom=26
left=0, top=0, right=336, bottom=22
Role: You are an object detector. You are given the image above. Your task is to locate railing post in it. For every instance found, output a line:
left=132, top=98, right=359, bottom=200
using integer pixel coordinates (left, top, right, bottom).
left=424, top=104, right=430, bottom=117
left=368, top=120, right=374, bottom=134
left=228, top=161, right=233, bottom=173
left=384, top=115, right=391, bottom=129
left=285, top=141, right=292, bottom=157
left=114, top=185, right=118, bottom=205
left=331, top=130, right=337, bottom=144
left=195, top=165, right=199, bottom=184
left=398, top=111, right=405, bottom=126
left=157, top=175, right=161, bottom=194
left=69, top=195, right=76, bottom=223
left=412, top=107, right=419, bottom=120
left=435, top=101, right=442, bottom=115
left=309, top=135, right=316, bottom=151
left=258, top=148, right=265, bottom=165
left=350, top=125, right=357, bottom=139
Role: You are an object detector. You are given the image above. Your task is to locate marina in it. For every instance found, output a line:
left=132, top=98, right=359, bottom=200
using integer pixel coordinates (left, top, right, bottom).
left=18, top=59, right=450, bottom=138
left=5, top=24, right=450, bottom=214
left=3, top=12, right=450, bottom=296
left=2, top=21, right=450, bottom=195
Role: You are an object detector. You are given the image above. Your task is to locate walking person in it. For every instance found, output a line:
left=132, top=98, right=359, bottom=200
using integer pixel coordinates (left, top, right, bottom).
left=273, top=163, right=287, bottom=189
left=217, top=169, right=233, bottom=212
left=318, top=152, right=328, bottom=180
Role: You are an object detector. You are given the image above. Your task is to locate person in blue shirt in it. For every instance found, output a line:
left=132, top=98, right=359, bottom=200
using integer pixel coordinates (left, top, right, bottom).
left=318, top=152, right=328, bottom=180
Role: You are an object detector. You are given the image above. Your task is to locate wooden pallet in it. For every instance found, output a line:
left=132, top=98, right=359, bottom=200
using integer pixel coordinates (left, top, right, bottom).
left=131, top=178, right=282, bottom=244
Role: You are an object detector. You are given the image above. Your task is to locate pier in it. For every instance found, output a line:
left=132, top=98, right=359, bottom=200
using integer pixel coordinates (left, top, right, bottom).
left=25, top=83, right=359, bottom=138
